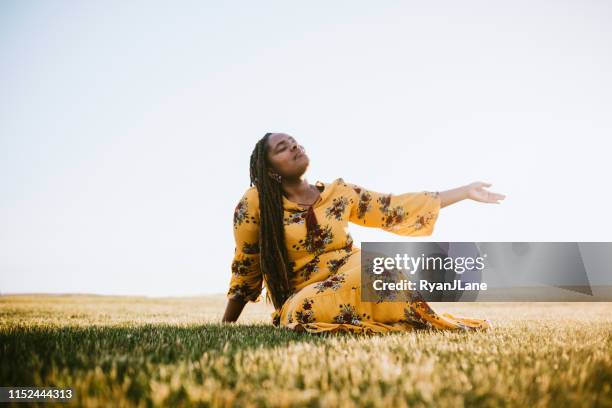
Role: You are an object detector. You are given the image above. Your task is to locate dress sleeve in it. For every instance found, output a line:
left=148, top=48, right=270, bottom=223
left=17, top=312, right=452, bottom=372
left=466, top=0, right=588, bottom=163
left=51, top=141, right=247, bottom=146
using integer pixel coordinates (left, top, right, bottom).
left=345, top=179, right=442, bottom=236
left=227, top=187, right=263, bottom=303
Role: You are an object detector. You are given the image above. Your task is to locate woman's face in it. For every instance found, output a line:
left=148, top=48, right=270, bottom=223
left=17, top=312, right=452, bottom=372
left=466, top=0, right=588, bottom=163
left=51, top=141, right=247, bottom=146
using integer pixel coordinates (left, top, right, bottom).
left=266, top=133, right=310, bottom=179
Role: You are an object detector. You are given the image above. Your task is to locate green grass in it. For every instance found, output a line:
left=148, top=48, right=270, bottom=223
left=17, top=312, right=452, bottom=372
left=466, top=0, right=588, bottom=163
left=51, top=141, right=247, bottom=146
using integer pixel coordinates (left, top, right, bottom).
left=1, top=295, right=611, bottom=407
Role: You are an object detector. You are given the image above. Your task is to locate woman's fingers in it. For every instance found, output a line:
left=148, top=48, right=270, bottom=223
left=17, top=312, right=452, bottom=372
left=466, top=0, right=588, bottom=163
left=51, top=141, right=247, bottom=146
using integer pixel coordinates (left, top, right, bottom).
left=469, top=182, right=506, bottom=204
left=487, top=192, right=506, bottom=203
left=475, top=189, right=506, bottom=203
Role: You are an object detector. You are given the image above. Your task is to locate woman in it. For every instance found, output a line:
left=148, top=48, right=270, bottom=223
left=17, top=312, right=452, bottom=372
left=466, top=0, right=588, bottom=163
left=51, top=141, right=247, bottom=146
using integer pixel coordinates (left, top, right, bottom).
left=222, top=132, right=506, bottom=333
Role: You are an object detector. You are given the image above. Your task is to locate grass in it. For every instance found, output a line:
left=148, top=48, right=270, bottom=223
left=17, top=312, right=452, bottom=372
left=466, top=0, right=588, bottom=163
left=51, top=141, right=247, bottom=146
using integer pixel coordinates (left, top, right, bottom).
left=1, top=295, right=611, bottom=407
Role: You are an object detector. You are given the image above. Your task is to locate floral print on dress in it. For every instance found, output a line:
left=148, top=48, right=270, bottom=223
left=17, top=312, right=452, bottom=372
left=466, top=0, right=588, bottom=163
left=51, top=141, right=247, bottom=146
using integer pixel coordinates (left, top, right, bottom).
left=327, top=253, right=352, bottom=275
left=227, top=282, right=256, bottom=302
left=352, top=186, right=373, bottom=221
left=344, top=234, right=354, bottom=252
left=382, top=206, right=407, bottom=229
left=373, top=272, right=402, bottom=303
left=376, top=194, right=408, bottom=229
left=412, top=297, right=438, bottom=317
left=333, top=303, right=363, bottom=325
left=401, top=305, right=434, bottom=329
left=241, top=241, right=259, bottom=255
left=233, top=196, right=249, bottom=228
left=411, top=212, right=436, bottom=231
left=325, top=196, right=349, bottom=220
left=293, top=224, right=334, bottom=255
left=295, top=298, right=315, bottom=324
left=298, top=256, right=320, bottom=280
left=361, top=257, right=403, bottom=303
left=377, top=194, right=391, bottom=213
left=284, top=212, right=306, bottom=225
left=231, top=257, right=255, bottom=276
left=314, top=273, right=346, bottom=293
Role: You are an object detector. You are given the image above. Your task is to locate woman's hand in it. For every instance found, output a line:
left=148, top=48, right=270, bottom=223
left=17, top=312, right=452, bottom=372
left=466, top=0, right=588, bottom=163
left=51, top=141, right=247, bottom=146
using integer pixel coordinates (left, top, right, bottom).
left=439, top=182, right=506, bottom=208
left=465, top=182, right=506, bottom=204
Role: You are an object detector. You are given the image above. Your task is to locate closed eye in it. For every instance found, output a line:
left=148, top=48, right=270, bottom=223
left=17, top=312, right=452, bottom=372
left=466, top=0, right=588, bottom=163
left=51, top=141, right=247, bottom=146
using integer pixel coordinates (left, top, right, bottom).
left=275, top=136, right=296, bottom=153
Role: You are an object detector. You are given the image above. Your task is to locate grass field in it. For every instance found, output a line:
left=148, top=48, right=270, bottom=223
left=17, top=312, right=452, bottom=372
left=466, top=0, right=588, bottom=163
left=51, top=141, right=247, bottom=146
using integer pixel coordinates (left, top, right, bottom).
left=1, top=295, right=611, bottom=407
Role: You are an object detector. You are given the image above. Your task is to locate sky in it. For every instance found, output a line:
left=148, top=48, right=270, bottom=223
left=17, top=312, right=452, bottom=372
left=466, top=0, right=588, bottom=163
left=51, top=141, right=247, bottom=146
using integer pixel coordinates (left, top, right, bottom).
left=1, top=0, right=611, bottom=296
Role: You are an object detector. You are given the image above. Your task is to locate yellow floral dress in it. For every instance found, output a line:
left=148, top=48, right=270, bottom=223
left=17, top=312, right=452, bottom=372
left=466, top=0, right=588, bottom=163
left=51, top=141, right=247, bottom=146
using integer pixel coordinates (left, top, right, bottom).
left=228, top=177, right=492, bottom=334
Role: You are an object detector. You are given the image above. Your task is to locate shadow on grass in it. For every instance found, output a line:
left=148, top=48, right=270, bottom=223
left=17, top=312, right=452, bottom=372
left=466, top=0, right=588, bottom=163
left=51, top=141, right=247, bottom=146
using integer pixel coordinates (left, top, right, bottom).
left=0, top=322, right=339, bottom=386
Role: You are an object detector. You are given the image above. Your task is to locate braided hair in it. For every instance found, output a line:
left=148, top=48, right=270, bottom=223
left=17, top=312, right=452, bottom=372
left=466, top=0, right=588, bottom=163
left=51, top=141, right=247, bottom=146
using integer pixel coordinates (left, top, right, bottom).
left=249, top=133, right=293, bottom=310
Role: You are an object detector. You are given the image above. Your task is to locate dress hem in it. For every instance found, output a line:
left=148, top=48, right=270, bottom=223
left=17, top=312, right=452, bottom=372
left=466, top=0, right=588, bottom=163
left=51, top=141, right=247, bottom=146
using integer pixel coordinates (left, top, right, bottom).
left=281, top=316, right=494, bottom=335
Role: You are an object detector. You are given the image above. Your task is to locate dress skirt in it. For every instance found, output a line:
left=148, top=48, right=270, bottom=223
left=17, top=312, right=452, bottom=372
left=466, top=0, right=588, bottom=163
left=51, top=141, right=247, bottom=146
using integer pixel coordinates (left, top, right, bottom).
left=276, top=248, right=493, bottom=334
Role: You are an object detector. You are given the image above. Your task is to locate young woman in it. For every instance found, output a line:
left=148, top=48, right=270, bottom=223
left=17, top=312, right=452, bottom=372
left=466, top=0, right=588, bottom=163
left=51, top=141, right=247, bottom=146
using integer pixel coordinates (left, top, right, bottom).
left=222, top=132, right=506, bottom=333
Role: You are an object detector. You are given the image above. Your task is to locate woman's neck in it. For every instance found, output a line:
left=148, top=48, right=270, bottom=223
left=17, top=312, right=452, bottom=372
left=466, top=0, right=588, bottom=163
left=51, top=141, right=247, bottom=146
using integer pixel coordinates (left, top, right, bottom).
left=281, top=177, right=318, bottom=205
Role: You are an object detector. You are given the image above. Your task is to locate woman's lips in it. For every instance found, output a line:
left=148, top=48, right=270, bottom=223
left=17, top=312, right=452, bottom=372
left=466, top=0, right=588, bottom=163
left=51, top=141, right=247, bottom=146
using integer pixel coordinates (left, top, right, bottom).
left=295, top=147, right=305, bottom=160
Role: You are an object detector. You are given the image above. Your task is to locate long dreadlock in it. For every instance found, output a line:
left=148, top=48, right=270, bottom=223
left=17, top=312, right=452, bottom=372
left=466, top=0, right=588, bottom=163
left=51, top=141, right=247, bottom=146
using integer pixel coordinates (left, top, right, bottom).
left=249, top=133, right=293, bottom=310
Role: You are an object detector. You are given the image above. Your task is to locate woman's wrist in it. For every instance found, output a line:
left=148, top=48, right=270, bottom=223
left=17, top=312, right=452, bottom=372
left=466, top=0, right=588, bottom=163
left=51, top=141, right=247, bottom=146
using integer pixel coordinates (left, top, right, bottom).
left=440, top=185, right=469, bottom=208
left=460, top=184, right=470, bottom=200
left=222, top=298, right=247, bottom=323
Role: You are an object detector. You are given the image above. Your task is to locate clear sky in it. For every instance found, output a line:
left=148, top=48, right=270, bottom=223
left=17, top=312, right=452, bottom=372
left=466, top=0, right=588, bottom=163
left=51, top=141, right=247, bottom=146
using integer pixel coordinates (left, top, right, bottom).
left=1, top=0, right=611, bottom=296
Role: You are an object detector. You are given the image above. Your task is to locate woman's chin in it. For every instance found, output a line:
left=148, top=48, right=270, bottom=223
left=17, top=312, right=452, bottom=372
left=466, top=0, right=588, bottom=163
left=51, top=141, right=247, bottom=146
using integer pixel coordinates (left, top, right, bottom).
left=293, top=163, right=309, bottom=177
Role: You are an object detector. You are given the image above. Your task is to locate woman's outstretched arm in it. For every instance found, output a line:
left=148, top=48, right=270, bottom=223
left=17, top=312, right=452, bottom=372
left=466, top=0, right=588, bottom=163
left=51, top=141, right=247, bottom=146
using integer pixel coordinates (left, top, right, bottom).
left=440, top=181, right=505, bottom=208
left=222, top=298, right=248, bottom=323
